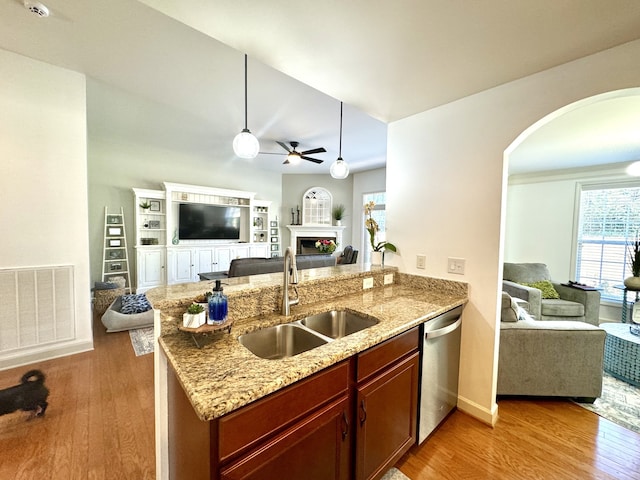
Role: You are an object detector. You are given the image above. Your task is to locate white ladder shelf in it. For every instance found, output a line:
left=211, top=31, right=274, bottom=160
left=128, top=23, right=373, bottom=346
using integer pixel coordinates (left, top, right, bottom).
left=101, top=206, right=131, bottom=293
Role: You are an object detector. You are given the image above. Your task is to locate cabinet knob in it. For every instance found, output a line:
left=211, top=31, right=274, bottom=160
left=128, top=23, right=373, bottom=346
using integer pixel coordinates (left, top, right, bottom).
left=359, top=399, right=367, bottom=426
left=341, top=411, right=349, bottom=440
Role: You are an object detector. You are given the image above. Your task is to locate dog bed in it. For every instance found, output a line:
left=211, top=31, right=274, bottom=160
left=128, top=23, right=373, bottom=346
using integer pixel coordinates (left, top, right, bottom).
left=101, top=294, right=154, bottom=333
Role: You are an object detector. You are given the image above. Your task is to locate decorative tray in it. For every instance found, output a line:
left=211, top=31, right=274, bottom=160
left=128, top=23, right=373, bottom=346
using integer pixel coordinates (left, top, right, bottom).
left=177, top=320, right=233, bottom=335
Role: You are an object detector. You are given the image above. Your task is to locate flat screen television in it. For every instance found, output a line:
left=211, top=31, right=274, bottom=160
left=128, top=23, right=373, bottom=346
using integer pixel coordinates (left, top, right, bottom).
left=178, top=203, right=242, bottom=240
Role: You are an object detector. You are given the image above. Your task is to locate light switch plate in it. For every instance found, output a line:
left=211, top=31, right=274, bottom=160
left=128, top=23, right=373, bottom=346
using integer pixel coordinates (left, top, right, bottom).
left=363, top=277, right=374, bottom=289
left=416, top=254, right=426, bottom=269
left=447, top=257, right=466, bottom=275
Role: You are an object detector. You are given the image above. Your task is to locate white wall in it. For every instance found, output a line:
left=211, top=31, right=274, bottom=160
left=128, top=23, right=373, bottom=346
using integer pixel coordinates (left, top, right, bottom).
left=505, top=165, right=636, bottom=323
left=387, top=38, right=640, bottom=424
left=0, top=49, right=92, bottom=367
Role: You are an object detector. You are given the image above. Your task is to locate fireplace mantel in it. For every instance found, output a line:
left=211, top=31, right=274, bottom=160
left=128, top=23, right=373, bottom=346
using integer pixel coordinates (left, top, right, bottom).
left=287, top=225, right=346, bottom=255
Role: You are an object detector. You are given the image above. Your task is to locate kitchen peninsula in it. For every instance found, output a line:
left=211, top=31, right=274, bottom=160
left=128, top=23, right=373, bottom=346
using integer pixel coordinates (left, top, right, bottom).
left=148, top=264, right=467, bottom=480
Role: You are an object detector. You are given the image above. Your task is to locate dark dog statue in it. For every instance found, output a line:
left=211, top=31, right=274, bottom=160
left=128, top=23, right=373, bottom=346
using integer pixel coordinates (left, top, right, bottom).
left=0, top=370, right=49, bottom=418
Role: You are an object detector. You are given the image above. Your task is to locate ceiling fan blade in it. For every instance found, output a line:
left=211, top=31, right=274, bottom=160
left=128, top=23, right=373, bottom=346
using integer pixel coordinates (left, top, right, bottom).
left=259, top=151, right=285, bottom=155
left=300, top=147, right=326, bottom=155
left=301, top=156, right=324, bottom=164
left=282, top=158, right=290, bottom=165
left=276, top=141, right=292, bottom=153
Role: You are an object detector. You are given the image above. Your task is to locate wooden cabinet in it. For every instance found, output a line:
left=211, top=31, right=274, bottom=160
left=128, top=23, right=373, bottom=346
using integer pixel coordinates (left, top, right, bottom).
left=167, top=328, right=419, bottom=480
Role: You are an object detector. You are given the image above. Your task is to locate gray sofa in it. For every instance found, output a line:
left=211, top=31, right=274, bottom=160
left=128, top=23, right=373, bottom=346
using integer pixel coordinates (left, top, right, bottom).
left=198, top=254, right=337, bottom=280
left=498, top=292, right=606, bottom=401
left=502, top=262, right=601, bottom=326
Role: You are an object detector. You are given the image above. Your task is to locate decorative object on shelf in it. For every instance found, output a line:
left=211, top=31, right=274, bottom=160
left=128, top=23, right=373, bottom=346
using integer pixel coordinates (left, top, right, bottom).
left=371, top=251, right=383, bottom=266
left=330, top=102, right=350, bottom=179
left=107, top=215, right=121, bottom=224
left=315, top=239, right=337, bottom=254
left=149, top=200, right=161, bottom=212
left=183, top=303, right=206, bottom=328
left=364, top=201, right=397, bottom=254
left=253, top=217, right=263, bottom=228
left=148, top=220, right=160, bottom=229
left=332, top=203, right=346, bottom=226
left=232, top=54, right=260, bottom=159
left=172, top=229, right=179, bottom=245
left=140, top=238, right=158, bottom=245
left=625, top=231, right=640, bottom=291
left=139, top=201, right=151, bottom=211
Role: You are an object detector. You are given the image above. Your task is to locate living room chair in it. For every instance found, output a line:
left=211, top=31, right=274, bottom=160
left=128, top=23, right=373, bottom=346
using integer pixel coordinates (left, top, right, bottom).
left=502, top=262, right=601, bottom=326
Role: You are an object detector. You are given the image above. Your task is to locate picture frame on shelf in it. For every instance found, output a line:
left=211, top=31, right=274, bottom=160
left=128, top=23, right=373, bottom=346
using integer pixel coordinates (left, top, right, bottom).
left=109, top=239, right=121, bottom=247
left=110, top=263, right=123, bottom=271
left=109, top=250, right=123, bottom=259
left=271, top=237, right=278, bottom=243
left=107, top=215, right=121, bottom=224
left=148, top=220, right=161, bottom=229
left=108, top=227, right=122, bottom=236
left=270, top=244, right=278, bottom=251
left=149, top=200, right=161, bottom=212
left=270, top=221, right=277, bottom=227
left=270, top=228, right=278, bottom=235
left=271, top=252, right=279, bottom=258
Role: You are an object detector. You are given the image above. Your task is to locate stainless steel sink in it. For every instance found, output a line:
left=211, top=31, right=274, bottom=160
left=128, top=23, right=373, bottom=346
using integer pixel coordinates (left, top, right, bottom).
left=300, top=310, right=378, bottom=339
left=238, top=310, right=378, bottom=360
left=238, top=324, right=328, bottom=360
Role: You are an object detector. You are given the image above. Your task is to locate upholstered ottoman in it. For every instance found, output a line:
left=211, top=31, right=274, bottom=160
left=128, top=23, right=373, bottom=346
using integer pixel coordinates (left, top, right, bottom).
left=101, top=295, right=154, bottom=333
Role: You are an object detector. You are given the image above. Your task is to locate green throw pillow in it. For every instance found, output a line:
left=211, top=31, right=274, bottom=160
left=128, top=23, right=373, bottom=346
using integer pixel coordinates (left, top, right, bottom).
left=521, top=280, right=560, bottom=299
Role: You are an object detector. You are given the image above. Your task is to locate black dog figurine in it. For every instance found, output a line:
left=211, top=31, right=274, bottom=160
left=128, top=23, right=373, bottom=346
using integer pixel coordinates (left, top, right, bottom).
left=0, top=370, right=49, bottom=419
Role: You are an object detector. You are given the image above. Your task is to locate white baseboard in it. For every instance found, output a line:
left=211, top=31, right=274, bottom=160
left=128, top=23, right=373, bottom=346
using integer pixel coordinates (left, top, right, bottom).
left=457, top=394, right=499, bottom=426
left=0, top=340, right=94, bottom=371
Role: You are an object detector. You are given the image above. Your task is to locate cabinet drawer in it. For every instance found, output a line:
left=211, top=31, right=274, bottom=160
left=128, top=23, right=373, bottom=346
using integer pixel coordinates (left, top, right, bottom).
left=218, top=360, right=350, bottom=463
left=356, top=327, right=419, bottom=383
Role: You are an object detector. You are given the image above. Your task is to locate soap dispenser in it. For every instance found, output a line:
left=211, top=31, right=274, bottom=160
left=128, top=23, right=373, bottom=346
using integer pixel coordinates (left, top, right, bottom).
left=208, top=279, right=228, bottom=325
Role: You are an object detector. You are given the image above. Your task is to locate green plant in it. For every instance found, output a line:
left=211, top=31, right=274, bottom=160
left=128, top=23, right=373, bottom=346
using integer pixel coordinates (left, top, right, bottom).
left=139, top=201, right=151, bottom=209
left=332, top=204, right=346, bottom=221
left=186, top=303, right=205, bottom=314
left=628, top=231, right=640, bottom=277
left=364, top=201, right=397, bottom=253
left=315, top=239, right=337, bottom=254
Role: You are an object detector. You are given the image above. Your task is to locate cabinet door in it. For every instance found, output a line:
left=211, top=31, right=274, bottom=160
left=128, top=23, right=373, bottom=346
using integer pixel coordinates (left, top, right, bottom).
left=355, top=352, right=419, bottom=480
left=172, top=249, right=194, bottom=284
left=234, top=245, right=250, bottom=259
left=215, top=246, right=233, bottom=272
left=137, top=249, right=165, bottom=289
left=195, top=248, right=215, bottom=276
left=220, top=396, right=351, bottom=480
left=250, top=244, right=269, bottom=258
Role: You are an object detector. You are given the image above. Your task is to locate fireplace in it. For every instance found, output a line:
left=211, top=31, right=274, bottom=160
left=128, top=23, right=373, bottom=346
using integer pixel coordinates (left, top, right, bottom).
left=297, top=236, right=337, bottom=255
left=287, top=225, right=346, bottom=255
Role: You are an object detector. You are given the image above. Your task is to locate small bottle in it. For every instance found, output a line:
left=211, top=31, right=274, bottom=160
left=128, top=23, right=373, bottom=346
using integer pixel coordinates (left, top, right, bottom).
left=208, top=280, right=228, bottom=325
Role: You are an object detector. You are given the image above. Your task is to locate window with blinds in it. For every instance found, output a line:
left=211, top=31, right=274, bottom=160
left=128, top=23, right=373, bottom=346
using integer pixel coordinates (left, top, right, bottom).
left=576, top=183, right=640, bottom=301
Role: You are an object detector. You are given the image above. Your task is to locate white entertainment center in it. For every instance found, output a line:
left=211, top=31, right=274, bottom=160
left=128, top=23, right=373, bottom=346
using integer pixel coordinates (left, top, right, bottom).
left=132, top=182, right=275, bottom=293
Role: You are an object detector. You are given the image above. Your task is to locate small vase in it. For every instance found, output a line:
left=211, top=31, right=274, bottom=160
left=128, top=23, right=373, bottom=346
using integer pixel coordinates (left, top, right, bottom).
left=370, top=251, right=383, bottom=266
left=624, top=276, right=640, bottom=291
left=335, top=220, right=342, bottom=226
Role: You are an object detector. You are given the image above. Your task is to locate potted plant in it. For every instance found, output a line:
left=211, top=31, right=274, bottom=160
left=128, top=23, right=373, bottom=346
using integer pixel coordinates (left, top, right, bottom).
left=364, top=201, right=396, bottom=266
left=332, top=204, right=346, bottom=226
left=183, top=302, right=206, bottom=328
left=624, top=231, right=640, bottom=290
left=139, top=201, right=152, bottom=211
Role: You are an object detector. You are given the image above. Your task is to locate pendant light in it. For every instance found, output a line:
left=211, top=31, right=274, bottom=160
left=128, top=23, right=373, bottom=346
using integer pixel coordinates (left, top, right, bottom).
left=233, top=54, right=260, bottom=159
left=330, top=102, right=350, bottom=179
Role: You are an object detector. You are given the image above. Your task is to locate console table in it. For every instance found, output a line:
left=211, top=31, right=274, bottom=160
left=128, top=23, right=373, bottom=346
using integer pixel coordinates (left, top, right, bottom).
left=601, top=323, right=640, bottom=387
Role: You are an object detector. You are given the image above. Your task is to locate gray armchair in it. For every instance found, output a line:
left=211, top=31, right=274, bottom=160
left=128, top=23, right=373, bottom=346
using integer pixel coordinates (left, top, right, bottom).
left=502, top=262, right=601, bottom=326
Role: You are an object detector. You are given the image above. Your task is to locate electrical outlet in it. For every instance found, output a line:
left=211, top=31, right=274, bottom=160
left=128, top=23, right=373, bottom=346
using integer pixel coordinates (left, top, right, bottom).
left=416, top=254, right=426, bottom=269
left=384, top=273, right=394, bottom=285
left=363, top=277, right=374, bottom=289
left=447, top=257, right=466, bottom=275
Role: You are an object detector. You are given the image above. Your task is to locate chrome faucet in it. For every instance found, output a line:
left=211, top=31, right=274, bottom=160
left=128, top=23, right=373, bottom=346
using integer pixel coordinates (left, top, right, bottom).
left=282, top=247, right=299, bottom=315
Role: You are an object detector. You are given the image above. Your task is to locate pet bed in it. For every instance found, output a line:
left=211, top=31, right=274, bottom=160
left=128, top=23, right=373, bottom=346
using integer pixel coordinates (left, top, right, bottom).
left=101, top=294, right=154, bottom=333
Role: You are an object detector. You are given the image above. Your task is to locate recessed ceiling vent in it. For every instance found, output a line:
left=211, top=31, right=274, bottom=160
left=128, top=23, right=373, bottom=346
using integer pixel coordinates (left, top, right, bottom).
left=24, top=1, right=50, bottom=18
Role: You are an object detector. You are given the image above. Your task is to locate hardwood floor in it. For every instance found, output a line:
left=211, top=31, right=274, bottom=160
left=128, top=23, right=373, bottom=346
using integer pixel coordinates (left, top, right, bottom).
left=2, top=316, right=640, bottom=480
left=0, top=314, right=155, bottom=480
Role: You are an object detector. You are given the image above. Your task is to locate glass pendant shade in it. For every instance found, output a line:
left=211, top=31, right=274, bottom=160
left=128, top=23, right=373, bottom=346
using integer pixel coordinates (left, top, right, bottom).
left=233, top=128, right=260, bottom=159
left=626, top=161, right=640, bottom=176
left=330, top=157, right=349, bottom=179
left=288, top=152, right=302, bottom=165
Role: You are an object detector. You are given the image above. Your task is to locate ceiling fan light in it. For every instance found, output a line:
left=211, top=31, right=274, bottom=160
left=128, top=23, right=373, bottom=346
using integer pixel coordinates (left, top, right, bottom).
left=626, top=161, right=640, bottom=176
left=233, top=129, right=260, bottom=159
left=288, top=152, right=301, bottom=165
left=330, top=157, right=349, bottom=179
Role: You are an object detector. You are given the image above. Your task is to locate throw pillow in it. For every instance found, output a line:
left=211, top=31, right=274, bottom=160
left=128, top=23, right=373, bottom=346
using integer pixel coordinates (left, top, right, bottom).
left=521, top=280, right=560, bottom=299
left=120, top=294, right=152, bottom=314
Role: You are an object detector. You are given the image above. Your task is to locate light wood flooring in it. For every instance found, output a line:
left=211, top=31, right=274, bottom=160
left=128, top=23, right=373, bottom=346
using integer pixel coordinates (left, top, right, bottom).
left=1, top=315, right=640, bottom=479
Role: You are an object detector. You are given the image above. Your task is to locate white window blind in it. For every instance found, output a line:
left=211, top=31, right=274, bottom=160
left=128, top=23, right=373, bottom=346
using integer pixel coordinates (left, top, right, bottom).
left=576, top=183, right=640, bottom=301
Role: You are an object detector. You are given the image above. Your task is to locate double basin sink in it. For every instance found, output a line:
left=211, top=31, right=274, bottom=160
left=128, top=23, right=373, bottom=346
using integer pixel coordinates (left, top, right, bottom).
left=238, top=310, right=378, bottom=360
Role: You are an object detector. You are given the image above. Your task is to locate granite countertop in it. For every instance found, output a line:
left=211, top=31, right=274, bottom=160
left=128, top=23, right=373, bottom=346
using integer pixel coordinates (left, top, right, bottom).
left=154, top=267, right=468, bottom=421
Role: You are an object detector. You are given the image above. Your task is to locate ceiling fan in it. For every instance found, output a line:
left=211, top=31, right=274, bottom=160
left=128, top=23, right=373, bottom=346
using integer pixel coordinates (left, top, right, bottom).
left=263, top=141, right=327, bottom=164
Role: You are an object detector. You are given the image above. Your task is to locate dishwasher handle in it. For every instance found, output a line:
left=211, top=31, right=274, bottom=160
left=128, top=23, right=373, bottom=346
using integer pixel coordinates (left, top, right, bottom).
left=425, top=316, right=462, bottom=340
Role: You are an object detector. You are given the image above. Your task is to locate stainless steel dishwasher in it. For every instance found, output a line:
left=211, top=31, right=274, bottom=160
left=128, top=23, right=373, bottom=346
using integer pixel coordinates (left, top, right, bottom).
left=417, top=305, right=463, bottom=444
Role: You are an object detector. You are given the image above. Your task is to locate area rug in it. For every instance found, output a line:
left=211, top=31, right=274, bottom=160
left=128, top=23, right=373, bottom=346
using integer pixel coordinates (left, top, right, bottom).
left=575, top=373, right=640, bottom=434
left=381, top=467, right=411, bottom=480
left=129, top=327, right=155, bottom=356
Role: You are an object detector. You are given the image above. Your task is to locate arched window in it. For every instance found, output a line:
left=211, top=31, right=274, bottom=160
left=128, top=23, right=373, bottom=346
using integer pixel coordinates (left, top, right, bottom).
left=302, top=187, right=332, bottom=225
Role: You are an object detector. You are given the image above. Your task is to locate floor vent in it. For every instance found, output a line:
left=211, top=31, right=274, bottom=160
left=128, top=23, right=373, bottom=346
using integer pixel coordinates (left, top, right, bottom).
left=0, top=266, right=75, bottom=354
